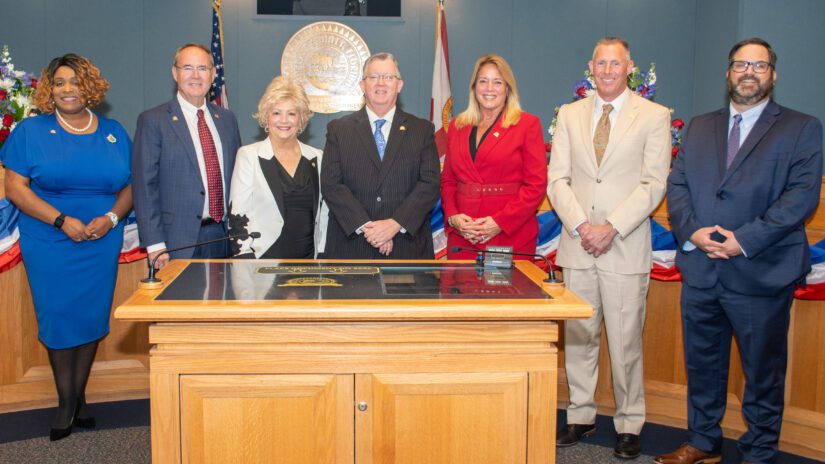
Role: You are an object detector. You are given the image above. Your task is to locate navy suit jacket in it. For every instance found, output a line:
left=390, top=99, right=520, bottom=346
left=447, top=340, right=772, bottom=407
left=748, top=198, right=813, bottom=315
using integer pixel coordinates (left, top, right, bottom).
left=667, top=100, right=822, bottom=296
left=132, top=98, right=241, bottom=258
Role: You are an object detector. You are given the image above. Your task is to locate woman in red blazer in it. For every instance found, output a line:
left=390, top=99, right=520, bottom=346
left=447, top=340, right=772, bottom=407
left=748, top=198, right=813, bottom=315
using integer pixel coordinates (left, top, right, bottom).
left=441, top=54, right=547, bottom=259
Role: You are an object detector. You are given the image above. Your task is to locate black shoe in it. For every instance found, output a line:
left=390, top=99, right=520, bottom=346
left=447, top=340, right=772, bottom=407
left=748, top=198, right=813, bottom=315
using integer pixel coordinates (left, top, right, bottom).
left=73, top=406, right=95, bottom=429
left=614, top=433, right=641, bottom=459
left=556, top=423, right=596, bottom=447
left=49, top=422, right=73, bottom=441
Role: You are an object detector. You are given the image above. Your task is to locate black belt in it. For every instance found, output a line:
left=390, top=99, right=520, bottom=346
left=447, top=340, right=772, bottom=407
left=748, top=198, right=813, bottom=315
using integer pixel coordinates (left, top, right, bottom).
left=201, top=217, right=220, bottom=226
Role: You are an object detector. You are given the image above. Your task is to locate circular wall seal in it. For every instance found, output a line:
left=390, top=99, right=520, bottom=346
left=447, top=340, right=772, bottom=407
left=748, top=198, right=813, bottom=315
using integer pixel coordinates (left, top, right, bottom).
left=281, top=21, right=371, bottom=114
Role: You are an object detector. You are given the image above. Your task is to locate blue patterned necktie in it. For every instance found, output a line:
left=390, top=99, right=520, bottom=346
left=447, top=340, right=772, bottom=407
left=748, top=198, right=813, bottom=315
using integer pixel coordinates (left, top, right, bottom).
left=727, top=114, right=742, bottom=169
left=374, top=119, right=387, bottom=160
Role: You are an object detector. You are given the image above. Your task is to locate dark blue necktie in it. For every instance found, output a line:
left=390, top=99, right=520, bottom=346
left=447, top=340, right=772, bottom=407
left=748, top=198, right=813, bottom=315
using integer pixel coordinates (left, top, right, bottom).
left=374, top=119, right=386, bottom=160
left=727, top=114, right=742, bottom=169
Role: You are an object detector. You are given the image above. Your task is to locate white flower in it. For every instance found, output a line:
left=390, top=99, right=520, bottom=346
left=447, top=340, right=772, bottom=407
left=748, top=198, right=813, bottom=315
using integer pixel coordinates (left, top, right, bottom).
left=12, top=93, right=28, bottom=107
left=648, top=70, right=657, bottom=85
left=0, top=78, right=13, bottom=90
left=14, top=70, right=25, bottom=79
left=585, top=88, right=596, bottom=97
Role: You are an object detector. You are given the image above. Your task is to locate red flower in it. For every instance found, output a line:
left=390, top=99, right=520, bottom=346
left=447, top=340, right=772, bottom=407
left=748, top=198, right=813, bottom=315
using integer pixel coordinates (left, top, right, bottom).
left=0, top=128, right=10, bottom=142
left=2, top=113, right=13, bottom=128
left=545, top=141, right=553, bottom=153
left=30, top=78, right=37, bottom=89
left=671, top=146, right=679, bottom=157
left=0, top=89, right=6, bottom=100
left=576, top=86, right=587, bottom=98
left=671, top=118, right=684, bottom=129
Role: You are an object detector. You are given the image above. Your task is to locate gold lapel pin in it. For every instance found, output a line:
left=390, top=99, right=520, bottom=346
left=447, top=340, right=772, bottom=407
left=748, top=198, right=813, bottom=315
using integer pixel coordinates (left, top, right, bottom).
left=400, top=125, right=406, bottom=131
left=493, top=132, right=500, bottom=138
left=172, top=115, right=179, bottom=121
left=107, top=134, right=117, bottom=143
left=50, top=129, right=56, bottom=134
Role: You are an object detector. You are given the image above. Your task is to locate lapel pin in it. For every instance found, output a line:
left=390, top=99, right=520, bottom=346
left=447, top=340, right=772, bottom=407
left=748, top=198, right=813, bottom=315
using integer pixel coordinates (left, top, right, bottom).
left=172, top=115, right=179, bottom=121
left=49, top=129, right=56, bottom=134
left=107, top=134, right=117, bottom=143
left=400, top=125, right=406, bottom=131
left=493, top=132, right=500, bottom=138
left=214, top=113, right=220, bottom=119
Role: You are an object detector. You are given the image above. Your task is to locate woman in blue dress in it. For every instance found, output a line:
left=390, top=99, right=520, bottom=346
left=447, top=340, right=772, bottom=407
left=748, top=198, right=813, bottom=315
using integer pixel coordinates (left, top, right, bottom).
left=0, top=54, right=132, bottom=441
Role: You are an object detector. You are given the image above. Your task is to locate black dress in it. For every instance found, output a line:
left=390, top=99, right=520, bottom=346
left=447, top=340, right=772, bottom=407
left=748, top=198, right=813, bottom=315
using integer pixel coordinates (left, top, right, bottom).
left=261, top=156, right=315, bottom=258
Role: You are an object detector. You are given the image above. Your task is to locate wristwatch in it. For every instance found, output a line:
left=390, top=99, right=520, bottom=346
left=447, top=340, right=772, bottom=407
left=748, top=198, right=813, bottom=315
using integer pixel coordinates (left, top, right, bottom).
left=53, top=213, right=66, bottom=230
left=105, top=211, right=119, bottom=227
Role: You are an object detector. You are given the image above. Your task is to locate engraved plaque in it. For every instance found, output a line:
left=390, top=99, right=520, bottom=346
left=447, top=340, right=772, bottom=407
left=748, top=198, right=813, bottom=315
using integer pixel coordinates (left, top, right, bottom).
left=281, top=21, right=370, bottom=114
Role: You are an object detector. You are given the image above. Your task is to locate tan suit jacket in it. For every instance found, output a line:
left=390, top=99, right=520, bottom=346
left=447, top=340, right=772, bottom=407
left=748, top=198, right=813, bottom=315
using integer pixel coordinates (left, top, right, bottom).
left=548, top=91, right=671, bottom=274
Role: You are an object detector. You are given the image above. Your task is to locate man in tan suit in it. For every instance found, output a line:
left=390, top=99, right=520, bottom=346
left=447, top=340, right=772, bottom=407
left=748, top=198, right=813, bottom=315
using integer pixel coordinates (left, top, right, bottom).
left=547, top=37, right=671, bottom=459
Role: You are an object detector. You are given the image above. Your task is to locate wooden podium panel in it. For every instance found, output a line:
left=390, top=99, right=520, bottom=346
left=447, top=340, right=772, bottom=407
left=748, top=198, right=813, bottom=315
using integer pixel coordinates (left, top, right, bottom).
left=116, top=259, right=590, bottom=464
left=180, top=374, right=353, bottom=464
left=357, top=372, right=527, bottom=464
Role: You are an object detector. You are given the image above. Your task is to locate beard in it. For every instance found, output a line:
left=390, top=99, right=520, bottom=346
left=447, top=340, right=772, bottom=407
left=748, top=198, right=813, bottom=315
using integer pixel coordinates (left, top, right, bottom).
left=728, top=73, right=773, bottom=106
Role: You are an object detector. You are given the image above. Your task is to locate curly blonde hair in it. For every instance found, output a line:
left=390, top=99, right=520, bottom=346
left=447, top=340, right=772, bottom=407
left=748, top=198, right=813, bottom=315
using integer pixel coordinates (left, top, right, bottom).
left=253, top=76, right=313, bottom=132
left=33, top=54, right=110, bottom=114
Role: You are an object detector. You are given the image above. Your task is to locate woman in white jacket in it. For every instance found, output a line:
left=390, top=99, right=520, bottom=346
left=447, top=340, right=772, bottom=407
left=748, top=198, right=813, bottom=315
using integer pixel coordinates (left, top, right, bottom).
left=228, top=76, right=328, bottom=258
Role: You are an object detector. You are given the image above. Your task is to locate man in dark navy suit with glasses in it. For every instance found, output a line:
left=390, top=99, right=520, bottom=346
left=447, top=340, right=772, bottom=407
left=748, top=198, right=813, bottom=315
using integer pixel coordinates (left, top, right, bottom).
left=658, top=37, right=823, bottom=464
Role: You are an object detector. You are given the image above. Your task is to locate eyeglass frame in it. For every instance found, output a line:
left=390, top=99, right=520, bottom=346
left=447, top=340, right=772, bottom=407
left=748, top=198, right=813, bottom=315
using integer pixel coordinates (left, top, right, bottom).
left=729, top=60, right=773, bottom=74
left=363, top=73, right=401, bottom=83
left=174, top=65, right=214, bottom=74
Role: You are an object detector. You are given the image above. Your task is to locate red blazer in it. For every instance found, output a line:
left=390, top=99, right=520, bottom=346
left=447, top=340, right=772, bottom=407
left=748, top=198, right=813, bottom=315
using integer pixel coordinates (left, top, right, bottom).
left=441, top=111, right=547, bottom=259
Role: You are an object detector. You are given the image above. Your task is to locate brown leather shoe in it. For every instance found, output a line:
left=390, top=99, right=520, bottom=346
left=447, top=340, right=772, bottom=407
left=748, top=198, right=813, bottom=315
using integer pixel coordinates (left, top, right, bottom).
left=654, top=443, right=721, bottom=464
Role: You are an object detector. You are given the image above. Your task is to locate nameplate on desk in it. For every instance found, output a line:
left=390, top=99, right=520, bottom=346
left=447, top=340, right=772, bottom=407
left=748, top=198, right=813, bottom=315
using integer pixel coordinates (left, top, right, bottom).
left=257, top=265, right=380, bottom=275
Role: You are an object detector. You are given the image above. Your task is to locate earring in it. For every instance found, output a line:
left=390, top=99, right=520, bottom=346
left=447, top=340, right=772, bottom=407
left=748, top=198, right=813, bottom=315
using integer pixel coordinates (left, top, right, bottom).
left=264, top=126, right=269, bottom=133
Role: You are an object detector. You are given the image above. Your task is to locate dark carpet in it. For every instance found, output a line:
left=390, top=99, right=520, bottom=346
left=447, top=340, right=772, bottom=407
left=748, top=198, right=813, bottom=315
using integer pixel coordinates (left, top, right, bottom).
left=0, top=401, right=821, bottom=463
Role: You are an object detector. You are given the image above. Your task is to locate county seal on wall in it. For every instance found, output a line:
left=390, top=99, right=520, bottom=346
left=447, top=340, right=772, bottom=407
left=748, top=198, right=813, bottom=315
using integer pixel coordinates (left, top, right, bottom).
left=281, top=21, right=370, bottom=114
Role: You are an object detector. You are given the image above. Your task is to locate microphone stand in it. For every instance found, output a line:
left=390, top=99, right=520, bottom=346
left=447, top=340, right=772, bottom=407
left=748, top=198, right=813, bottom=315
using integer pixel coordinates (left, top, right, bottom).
left=451, top=246, right=561, bottom=284
left=140, top=232, right=260, bottom=288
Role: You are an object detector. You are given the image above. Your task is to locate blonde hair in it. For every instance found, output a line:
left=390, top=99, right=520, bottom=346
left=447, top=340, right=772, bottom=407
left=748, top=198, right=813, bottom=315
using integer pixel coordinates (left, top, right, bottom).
left=253, top=76, right=313, bottom=132
left=454, top=54, right=522, bottom=129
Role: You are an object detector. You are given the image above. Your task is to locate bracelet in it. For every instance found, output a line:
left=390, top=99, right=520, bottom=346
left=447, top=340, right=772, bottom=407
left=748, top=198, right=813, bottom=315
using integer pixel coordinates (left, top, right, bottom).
left=53, top=213, right=66, bottom=230
left=105, top=211, right=119, bottom=227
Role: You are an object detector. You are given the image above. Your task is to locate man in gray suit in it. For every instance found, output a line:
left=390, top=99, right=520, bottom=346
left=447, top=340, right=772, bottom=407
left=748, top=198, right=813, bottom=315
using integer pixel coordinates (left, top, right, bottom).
left=132, top=43, right=241, bottom=269
left=321, top=52, right=440, bottom=259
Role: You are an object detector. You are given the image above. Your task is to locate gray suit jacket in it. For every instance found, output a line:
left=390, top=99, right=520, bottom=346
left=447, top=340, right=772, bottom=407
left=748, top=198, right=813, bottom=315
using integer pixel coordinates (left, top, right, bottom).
left=132, top=98, right=241, bottom=258
left=321, top=107, right=440, bottom=259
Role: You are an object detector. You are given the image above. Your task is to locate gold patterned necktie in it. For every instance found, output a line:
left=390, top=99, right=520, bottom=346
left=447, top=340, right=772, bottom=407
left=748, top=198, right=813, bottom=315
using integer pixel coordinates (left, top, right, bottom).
left=593, top=103, right=613, bottom=166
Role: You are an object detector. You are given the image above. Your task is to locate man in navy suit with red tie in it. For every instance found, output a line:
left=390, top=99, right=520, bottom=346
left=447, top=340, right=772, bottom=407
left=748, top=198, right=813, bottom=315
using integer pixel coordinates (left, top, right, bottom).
left=657, top=38, right=823, bottom=464
left=132, top=44, right=241, bottom=270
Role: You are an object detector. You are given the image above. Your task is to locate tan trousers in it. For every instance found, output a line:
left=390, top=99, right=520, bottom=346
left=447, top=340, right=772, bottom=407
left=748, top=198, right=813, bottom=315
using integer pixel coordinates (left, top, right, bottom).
left=563, top=266, right=649, bottom=434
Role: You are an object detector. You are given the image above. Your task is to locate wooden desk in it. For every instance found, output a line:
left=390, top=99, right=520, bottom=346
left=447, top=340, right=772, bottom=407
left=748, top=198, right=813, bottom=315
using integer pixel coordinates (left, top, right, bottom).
left=115, top=259, right=591, bottom=464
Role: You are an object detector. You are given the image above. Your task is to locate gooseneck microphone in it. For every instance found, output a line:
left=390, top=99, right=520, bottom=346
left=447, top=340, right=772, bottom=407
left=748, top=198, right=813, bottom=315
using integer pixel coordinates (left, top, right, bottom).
left=450, top=246, right=560, bottom=284
left=141, top=232, right=261, bottom=285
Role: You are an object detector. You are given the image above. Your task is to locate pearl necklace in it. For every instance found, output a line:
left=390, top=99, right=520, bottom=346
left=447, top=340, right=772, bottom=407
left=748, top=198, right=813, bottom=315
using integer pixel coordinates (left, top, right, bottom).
left=55, top=108, right=94, bottom=133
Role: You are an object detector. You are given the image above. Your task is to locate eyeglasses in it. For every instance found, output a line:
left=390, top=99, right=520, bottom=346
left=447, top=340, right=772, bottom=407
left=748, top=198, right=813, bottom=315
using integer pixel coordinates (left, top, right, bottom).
left=363, top=74, right=400, bottom=83
left=175, top=65, right=213, bottom=74
left=729, top=60, right=772, bottom=73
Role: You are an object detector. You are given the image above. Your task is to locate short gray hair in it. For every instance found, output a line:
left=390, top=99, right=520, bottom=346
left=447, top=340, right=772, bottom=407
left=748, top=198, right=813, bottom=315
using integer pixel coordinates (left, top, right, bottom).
left=362, top=52, right=402, bottom=80
left=173, top=43, right=214, bottom=67
left=592, top=37, right=631, bottom=61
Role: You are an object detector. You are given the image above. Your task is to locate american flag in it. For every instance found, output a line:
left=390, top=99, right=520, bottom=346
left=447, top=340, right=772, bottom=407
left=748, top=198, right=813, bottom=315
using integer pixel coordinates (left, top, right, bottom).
left=210, top=0, right=229, bottom=109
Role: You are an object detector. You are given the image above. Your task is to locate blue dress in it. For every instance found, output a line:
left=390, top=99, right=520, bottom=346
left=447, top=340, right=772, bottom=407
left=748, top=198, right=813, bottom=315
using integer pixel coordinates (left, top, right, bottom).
left=0, top=114, right=132, bottom=349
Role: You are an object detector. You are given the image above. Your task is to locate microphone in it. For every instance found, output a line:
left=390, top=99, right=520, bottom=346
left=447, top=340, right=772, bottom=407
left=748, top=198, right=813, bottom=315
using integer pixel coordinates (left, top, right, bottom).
left=450, top=246, right=560, bottom=284
left=140, top=231, right=261, bottom=287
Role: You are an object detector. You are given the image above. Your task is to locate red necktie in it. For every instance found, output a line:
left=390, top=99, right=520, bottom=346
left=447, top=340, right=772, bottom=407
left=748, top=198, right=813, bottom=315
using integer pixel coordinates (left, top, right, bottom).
left=197, top=109, right=224, bottom=222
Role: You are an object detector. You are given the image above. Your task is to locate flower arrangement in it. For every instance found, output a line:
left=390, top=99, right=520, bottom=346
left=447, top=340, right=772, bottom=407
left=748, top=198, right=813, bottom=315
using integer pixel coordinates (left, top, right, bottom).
left=547, top=63, right=683, bottom=158
left=0, top=45, right=38, bottom=148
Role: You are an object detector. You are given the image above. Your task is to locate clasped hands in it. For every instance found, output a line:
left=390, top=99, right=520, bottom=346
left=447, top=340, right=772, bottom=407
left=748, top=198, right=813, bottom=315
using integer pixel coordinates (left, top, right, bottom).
left=449, top=214, right=501, bottom=245
left=363, top=218, right=401, bottom=256
left=689, top=225, right=742, bottom=259
left=61, top=215, right=113, bottom=243
left=576, top=222, right=617, bottom=258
